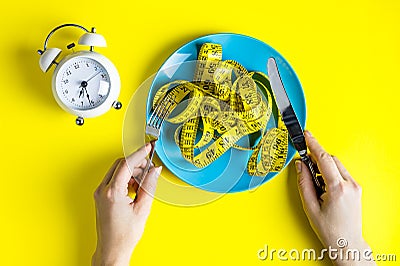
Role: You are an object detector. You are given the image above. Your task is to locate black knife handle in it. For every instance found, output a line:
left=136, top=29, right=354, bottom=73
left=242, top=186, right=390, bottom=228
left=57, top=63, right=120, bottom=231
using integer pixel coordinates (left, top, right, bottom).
left=301, top=154, right=326, bottom=197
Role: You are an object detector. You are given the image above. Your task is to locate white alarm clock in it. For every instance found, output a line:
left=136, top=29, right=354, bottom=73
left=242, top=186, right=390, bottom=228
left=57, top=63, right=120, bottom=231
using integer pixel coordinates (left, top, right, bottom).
left=37, top=23, right=121, bottom=125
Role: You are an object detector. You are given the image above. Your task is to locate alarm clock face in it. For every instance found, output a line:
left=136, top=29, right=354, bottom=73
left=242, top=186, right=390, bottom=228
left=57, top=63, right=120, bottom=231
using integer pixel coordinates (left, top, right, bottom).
left=57, top=57, right=109, bottom=110
left=52, top=51, right=120, bottom=118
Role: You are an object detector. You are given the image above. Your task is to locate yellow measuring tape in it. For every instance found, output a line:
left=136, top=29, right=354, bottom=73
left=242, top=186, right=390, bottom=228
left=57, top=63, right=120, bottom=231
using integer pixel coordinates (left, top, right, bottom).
left=152, top=43, right=289, bottom=177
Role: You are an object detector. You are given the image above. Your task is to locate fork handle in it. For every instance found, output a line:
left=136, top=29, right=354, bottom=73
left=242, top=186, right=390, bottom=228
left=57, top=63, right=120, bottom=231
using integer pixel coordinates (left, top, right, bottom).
left=137, top=140, right=156, bottom=185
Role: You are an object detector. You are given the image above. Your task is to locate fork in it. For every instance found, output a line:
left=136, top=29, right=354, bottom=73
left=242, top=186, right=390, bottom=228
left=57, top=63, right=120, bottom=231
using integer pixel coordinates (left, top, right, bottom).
left=136, top=95, right=174, bottom=185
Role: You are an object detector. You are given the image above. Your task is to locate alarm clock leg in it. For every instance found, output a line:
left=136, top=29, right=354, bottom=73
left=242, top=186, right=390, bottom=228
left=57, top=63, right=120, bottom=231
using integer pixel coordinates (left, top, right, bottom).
left=76, top=116, right=84, bottom=126
left=113, top=101, right=122, bottom=110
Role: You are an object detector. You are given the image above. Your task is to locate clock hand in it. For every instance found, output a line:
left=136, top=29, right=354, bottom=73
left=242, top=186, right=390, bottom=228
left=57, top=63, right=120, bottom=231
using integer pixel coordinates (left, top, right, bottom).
left=85, top=71, right=102, bottom=83
left=84, top=87, right=94, bottom=106
left=78, top=87, right=84, bottom=98
left=84, top=87, right=91, bottom=101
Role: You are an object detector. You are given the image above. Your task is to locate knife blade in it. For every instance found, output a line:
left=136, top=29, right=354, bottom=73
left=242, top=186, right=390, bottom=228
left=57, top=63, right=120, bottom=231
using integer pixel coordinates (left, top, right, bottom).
left=267, top=57, right=325, bottom=196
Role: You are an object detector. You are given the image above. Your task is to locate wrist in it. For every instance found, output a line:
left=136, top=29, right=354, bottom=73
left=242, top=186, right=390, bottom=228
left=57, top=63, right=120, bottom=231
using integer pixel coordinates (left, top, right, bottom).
left=92, top=249, right=132, bottom=266
left=331, top=239, right=376, bottom=266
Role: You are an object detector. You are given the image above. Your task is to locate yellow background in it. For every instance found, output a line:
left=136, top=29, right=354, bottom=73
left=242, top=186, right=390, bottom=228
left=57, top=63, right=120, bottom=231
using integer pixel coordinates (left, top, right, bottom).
left=1, top=0, right=399, bottom=265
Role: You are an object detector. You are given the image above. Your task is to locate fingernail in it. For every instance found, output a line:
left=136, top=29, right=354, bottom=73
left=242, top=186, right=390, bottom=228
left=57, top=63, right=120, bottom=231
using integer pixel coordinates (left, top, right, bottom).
left=305, top=130, right=313, bottom=137
left=295, top=160, right=302, bottom=174
left=155, top=166, right=162, bottom=176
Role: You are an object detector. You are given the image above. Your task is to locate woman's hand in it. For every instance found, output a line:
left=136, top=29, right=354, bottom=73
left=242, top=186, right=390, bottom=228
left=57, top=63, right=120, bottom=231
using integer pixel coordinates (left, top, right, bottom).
left=92, top=144, right=162, bottom=266
left=296, top=131, right=376, bottom=266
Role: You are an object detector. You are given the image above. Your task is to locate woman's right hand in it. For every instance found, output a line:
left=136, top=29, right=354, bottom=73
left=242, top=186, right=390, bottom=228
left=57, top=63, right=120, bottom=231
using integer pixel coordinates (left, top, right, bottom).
left=296, top=131, right=376, bottom=266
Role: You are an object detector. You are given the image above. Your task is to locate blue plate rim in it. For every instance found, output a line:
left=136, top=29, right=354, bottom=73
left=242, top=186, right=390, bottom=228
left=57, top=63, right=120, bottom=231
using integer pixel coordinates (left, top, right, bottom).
left=147, top=33, right=307, bottom=193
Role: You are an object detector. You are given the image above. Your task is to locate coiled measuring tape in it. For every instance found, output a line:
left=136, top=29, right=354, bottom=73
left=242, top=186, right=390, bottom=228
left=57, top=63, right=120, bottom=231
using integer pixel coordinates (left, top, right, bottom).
left=152, top=43, right=289, bottom=177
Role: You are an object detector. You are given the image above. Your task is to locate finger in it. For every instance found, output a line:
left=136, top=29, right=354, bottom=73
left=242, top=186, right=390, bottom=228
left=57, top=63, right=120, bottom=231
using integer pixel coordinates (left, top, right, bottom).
left=296, top=160, right=320, bottom=214
left=98, top=159, right=122, bottom=189
left=134, top=166, right=162, bottom=213
left=128, top=177, right=140, bottom=201
left=304, top=131, right=343, bottom=188
left=132, top=158, right=148, bottom=171
left=109, top=144, right=152, bottom=190
left=332, top=156, right=355, bottom=183
left=126, top=143, right=152, bottom=168
left=131, top=167, right=145, bottom=180
left=132, top=158, right=153, bottom=184
left=131, top=179, right=139, bottom=192
left=110, top=159, right=147, bottom=194
left=138, top=158, right=148, bottom=169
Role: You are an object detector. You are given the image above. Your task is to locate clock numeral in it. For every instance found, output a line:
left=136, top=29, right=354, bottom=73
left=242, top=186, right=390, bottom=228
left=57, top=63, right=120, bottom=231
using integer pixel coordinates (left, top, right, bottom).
left=81, top=101, right=84, bottom=106
left=63, top=79, right=69, bottom=84
left=101, top=74, right=106, bottom=79
left=86, top=63, right=90, bottom=67
left=99, top=95, right=104, bottom=99
left=89, top=100, right=95, bottom=106
left=64, top=89, right=68, bottom=94
left=72, top=98, right=75, bottom=102
left=66, top=70, right=72, bottom=76
left=74, top=64, right=80, bottom=69
left=94, top=67, right=98, bottom=71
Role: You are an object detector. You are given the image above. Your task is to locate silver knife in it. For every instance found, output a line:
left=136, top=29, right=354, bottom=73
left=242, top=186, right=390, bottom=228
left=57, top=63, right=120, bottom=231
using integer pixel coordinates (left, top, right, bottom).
left=267, top=57, right=325, bottom=196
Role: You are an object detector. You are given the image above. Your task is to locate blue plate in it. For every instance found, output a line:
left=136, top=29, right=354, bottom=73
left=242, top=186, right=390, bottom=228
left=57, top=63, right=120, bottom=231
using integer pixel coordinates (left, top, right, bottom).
left=147, top=33, right=306, bottom=193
